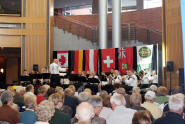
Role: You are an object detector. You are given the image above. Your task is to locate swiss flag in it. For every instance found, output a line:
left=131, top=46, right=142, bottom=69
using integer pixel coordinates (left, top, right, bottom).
left=57, top=51, right=68, bottom=67
left=101, top=48, right=115, bottom=72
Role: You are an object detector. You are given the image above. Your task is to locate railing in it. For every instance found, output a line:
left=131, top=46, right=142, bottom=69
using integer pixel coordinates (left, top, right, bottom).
left=55, top=16, right=162, bottom=44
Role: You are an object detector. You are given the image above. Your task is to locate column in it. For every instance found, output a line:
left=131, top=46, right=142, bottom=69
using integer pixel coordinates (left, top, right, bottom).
left=99, top=0, right=108, bottom=49
left=112, top=0, right=121, bottom=48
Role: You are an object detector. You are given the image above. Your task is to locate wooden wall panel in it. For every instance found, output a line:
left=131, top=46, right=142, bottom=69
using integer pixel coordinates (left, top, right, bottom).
left=0, top=36, right=21, bottom=47
left=162, top=0, right=183, bottom=89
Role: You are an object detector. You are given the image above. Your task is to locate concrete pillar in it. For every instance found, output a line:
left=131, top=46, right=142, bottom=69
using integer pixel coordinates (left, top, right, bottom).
left=99, top=0, right=108, bottom=49
left=112, top=0, right=121, bottom=48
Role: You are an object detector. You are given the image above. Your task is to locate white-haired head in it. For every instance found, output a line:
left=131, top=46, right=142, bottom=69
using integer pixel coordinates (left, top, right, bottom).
left=110, top=94, right=126, bottom=110
left=149, top=85, right=158, bottom=92
left=75, top=102, right=95, bottom=122
left=144, top=91, right=156, bottom=101
left=169, top=93, right=184, bottom=113
left=16, top=86, right=25, bottom=94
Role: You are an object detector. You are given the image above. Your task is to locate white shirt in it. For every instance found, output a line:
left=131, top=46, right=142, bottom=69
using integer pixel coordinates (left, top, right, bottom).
left=35, top=121, right=49, bottom=124
left=106, top=106, right=136, bottom=124
left=125, top=75, right=138, bottom=87
left=140, top=75, right=150, bottom=84
left=149, top=75, right=158, bottom=84
left=49, top=63, right=65, bottom=74
left=112, top=75, right=122, bottom=84
left=99, top=107, right=113, bottom=119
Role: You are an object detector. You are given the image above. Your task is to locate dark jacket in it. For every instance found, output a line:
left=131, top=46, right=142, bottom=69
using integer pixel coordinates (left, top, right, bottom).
left=50, top=108, right=71, bottom=124
left=154, top=112, right=185, bottom=124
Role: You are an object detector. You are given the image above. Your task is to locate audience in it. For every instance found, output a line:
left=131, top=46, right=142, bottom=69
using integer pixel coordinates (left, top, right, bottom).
left=155, top=86, right=169, bottom=105
left=130, top=93, right=145, bottom=111
left=0, top=90, right=20, bottom=124
left=78, top=91, right=91, bottom=102
left=132, top=110, right=153, bottom=124
left=106, top=94, right=136, bottom=124
left=49, top=92, right=71, bottom=124
left=37, top=86, right=47, bottom=104
left=75, top=102, right=95, bottom=124
left=154, top=93, right=185, bottom=124
left=20, top=94, right=37, bottom=124
left=141, top=91, right=162, bottom=119
left=35, top=100, right=55, bottom=124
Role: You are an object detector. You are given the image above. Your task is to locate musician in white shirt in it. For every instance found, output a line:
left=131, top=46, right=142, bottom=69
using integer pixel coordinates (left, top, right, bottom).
left=149, top=70, right=158, bottom=85
left=112, top=70, right=122, bottom=84
left=124, top=70, right=138, bottom=87
left=49, top=59, right=65, bottom=87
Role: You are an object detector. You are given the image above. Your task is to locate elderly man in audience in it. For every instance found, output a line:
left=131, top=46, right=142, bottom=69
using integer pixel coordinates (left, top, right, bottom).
left=75, top=102, right=95, bottom=124
left=37, top=86, right=47, bottom=105
left=149, top=85, right=158, bottom=93
left=154, top=86, right=169, bottom=107
left=78, top=91, right=91, bottom=103
left=88, top=95, right=106, bottom=123
left=0, top=90, right=20, bottom=124
left=24, top=84, right=35, bottom=96
left=154, top=93, right=185, bottom=124
left=141, top=91, right=162, bottom=119
left=20, top=93, right=37, bottom=124
left=35, top=100, right=55, bottom=124
left=49, top=92, right=71, bottom=124
left=106, top=94, right=136, bottom=124
left=130, top=93, right=145, bottom=111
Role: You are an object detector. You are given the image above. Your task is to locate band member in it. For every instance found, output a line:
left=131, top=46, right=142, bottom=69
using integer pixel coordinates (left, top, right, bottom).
left=49, top=59, right=66, bottom=87
left=149, top=70, right=158, bottom=85
left=124, top=69, right=138, bottom=87
left=89, top=71, right=99, bottom=79
left=112, top=70, right=122, bottom=84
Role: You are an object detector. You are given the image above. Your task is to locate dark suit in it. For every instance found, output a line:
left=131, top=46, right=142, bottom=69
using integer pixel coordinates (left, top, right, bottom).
left=50, top=109, right=71, bottom=124
left=154, top=112, right=185, bottom=124
left=64, top=95, right=79, bottom=117
left=0, top=105, right=20, bottom=124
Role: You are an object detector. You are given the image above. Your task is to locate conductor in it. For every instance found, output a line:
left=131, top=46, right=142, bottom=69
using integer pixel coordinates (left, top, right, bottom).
left=49, top=59, right=65, bottom=87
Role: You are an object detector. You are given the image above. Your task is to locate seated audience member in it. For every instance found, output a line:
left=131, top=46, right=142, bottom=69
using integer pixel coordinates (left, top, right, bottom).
left=37, top=86, right=47, bottom=105
left=0, top=91, right=20, bottom=124
left=84, top=88, right=92, bottom=95
left=115, top=88, right=131, bottom=108
left=106, top=94, right=136, bottom=124
left=155, top=86, right=169, bottom=105
left=35, top=100, right=55, bottom=124
left=132, top=110, right=154, bottom=124
left=64, top=88, right=79, bottom=117
left=141, top=91, right=162, bottom=119
left=55, top=86, right=63, bottom=93
left=14, top=86, right=25, bottom=111
left=68, top=85, right=76, bottom=96
left=130, top=93, right=145, bottom=111
left=88, top=96, right=106, bottom=123
left=75, top=102, right=95, bottom=124
left=154, top=93, right=185, bottom=124
left=132, top=87, right=141, bottom=94
left=99, top=95, right=113, bottom=119
left=24, top=84, right=35, bottom=96
left=99, top=90, right=108, bottom=99
left=61, top=104, right=73, bottom=118
left=92, top=117, right=106, bottom=124
left=20, top=94, right=37, bottom=124
left=149, top=85, right=158, bottom=93
left=49, top=93, right=71, bottom=124
left=78, top=92, right=91, bottom=103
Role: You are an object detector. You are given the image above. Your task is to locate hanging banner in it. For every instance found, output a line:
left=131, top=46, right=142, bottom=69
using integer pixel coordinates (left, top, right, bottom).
left=137, top=45, right=153, bottom=75
left=57, top=51, right=68, bottom=68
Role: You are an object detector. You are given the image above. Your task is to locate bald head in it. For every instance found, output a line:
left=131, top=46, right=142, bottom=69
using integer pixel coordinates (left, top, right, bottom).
left=75, top=102, right=94, bottom=122
left=53, top=59, right=58, bottom=64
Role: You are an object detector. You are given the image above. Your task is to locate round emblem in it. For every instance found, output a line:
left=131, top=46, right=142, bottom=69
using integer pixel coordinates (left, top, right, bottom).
left=139, top=47, right=151, bottom=58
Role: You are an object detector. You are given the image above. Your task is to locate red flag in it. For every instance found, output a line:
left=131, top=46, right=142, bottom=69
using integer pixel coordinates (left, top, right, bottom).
left=101, top=48, right=115, bottom=72
left=118, top=47, right=133, bottom=74
left=85, top=49, right=98, bottom=73
left=57, top=51, right=68, bottom=67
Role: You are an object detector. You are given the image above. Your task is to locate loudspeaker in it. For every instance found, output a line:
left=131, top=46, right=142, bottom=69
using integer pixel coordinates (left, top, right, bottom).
left=33, top=64, right=38, bottom=72
left=167, top=61, right=174, bottom=72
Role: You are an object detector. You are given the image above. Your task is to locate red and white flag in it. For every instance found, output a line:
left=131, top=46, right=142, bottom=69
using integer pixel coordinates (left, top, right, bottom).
left=85, top=49, right=98, bottom=73
left=57, top=51, right=68, bottom=67
left=101, top=48, right=115, bottom=72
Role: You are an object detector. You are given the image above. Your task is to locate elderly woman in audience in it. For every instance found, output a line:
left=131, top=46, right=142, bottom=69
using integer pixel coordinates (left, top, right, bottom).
left=141, top=91, right=162, bottom=119
left=0, top=90, right=20, bottom=124
left=130, top=93, right=145, bottom=111
left=84, top=88, right=92, bottom=95
left=132, top=110, right=154, bottom=124
left=78, top=91, right=91, bottom=103
left=49, top=92, right=71, bottom=124
left=37, top=86, right=47, bottom=104
left=115, top=88, right=131, bottom=108
left=35, top=100, right=55, bottom=124
left=75, top=102, right=95, bottom=124
left=20, top=94, right=37, bottom=124
left=154, top=93, right=185, bottom=124
left=132, top=87, right=141, bottom=94
left=99, top=95, right=113, bottom=119
left=106, top=94, right=136, bottom=124
left=149, top=85, right=158, bottom=93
